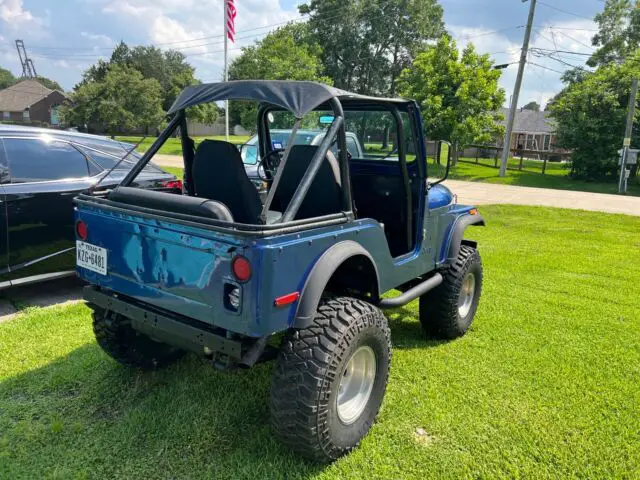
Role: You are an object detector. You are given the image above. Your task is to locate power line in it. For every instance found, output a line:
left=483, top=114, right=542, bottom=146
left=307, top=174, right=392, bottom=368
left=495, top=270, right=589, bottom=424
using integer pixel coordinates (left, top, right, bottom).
left=30, top=15, right=305, bottom=52
left=453, top=25, right=525, bottom=41
left=29, top=4, right=526, bottom=60
left=527, top=61, right=566, bottom=75
left=532, top=48, right=591, bottom=57
left=538, top=2, right=594, bottom=21
left=27, top=3, right=369, bottom=55
left=553, top=29, right=595, bottom=51
left=533, top=25, right=598, bottom=32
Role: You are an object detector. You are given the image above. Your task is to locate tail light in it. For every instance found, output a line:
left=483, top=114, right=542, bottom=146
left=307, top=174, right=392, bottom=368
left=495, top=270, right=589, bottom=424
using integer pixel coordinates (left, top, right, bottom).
left=76, top=220, right=88, bottom=241
left=162, top=179, right=183, bottom=191
left=231, top=255, right=251, bottom=282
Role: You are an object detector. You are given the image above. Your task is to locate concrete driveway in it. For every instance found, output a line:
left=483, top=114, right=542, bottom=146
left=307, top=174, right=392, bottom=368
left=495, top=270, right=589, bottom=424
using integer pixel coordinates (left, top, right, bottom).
left=443, top=179, right=640, bottom=217
left=0, top=277, right=84, bottom=322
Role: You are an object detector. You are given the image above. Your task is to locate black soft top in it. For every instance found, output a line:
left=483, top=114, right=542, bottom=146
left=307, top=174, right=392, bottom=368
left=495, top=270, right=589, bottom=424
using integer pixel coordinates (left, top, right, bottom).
left=168, top=80, right=408, bottom=118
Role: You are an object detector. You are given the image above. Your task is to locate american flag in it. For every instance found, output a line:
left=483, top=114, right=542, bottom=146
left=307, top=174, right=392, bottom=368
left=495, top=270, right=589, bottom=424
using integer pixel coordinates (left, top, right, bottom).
left=226, top=0, right=237, bottom=43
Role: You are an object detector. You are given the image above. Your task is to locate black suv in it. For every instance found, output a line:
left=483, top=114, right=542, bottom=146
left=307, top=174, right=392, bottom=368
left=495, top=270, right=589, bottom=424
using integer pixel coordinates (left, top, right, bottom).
left=0, top=125, right=180, bottom=288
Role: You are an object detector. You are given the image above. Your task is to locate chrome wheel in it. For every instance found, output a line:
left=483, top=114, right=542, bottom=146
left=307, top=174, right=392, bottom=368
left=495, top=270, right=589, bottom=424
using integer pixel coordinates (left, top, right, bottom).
left=458, top=272, right=476, bottom=318
left=337, top=346, right=377, bottom=424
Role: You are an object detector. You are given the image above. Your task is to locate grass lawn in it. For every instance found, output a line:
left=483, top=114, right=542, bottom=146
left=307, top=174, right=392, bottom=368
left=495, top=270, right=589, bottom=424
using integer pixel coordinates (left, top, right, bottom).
left=2, top=205, right=639, bottom=479
left=430, top=159, right=640, bottom=196
left=116, top=135, right=251, bottom=156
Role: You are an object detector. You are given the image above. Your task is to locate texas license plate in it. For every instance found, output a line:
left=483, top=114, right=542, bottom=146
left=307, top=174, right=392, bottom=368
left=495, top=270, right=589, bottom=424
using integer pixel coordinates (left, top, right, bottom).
left=76, top=241, right=107, bottom=275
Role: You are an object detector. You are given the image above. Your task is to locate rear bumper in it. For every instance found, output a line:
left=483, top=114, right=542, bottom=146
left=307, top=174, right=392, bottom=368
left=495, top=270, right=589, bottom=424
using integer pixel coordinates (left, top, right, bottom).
left=84, top=286, right=243, bottom=359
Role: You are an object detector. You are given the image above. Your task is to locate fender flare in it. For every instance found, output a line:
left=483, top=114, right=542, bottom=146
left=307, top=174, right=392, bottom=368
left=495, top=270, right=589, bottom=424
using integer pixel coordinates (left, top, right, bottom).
left=293, top=240, right=380, bottom=329
left=446, top=214, right=485, bottom=261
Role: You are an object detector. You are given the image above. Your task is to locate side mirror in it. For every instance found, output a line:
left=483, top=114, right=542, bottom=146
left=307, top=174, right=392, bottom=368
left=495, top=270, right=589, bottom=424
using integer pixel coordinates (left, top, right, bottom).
left=431, top=140, right=452, bottom=186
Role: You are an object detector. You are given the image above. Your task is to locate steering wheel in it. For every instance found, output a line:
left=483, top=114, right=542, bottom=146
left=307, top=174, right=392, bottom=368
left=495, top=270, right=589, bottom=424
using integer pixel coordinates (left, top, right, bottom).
left=257, top=148, right=284, bottom=181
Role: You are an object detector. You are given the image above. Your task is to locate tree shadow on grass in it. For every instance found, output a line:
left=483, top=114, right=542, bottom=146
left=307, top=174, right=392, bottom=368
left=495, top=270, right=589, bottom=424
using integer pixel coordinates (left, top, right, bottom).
left=0, top=344, right=325, bottom=479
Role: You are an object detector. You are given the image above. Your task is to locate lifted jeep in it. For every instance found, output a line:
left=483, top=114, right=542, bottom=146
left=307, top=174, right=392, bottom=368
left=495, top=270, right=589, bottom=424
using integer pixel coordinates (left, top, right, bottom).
left=75, top=80, right=485, bottom=462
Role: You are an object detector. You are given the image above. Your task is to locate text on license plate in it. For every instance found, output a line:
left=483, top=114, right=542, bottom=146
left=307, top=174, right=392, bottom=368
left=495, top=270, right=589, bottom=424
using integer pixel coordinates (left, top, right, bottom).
left=76, top=241, right=107, bottom=275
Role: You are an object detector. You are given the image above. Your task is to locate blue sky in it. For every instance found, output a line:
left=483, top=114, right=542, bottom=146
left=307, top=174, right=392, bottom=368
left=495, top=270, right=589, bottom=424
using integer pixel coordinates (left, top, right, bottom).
left=0, top=0, right=605, bottom=108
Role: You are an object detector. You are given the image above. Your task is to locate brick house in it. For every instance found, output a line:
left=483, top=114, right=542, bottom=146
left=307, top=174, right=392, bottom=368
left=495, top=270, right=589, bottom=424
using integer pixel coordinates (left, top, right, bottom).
left=497, top=107, right=559, bottom=153
left=0, top=79, right=68, bottom=126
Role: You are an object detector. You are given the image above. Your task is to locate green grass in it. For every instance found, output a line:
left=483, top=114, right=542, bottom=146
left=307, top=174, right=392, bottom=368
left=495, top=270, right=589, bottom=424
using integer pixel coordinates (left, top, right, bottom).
left=116, top=135, right=251, bottom=155
left=429, top=159, right=640, bottom=196
left=162, top=166, right=184, bottom=179
left=2, top=205, right=639, bottom=478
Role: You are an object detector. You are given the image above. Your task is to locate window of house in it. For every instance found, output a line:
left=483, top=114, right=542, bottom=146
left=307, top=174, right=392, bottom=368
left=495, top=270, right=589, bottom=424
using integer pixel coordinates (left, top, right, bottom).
left=22, top=110, right=30, bottom=121
left=543, top=134, right=551, bottom=151
left=3, top=138, right=90, bottom=183
left=2, top=112, right=9, bottom=120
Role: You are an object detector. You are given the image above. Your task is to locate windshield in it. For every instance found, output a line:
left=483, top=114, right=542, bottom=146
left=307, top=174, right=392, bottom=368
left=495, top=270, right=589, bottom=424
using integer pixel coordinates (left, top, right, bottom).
left=240, top=108, right=417, bottom=165
left=242, top=131, right=320, bottom=165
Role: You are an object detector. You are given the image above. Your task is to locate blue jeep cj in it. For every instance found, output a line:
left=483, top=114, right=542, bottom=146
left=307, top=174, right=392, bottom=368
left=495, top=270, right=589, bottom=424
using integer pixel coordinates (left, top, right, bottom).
left=75, top=80, right=485, bottom=462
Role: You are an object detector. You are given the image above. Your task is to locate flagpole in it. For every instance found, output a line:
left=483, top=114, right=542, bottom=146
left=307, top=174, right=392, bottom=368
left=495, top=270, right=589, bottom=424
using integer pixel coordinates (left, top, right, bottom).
left=224, top=0, right=229, bottom=141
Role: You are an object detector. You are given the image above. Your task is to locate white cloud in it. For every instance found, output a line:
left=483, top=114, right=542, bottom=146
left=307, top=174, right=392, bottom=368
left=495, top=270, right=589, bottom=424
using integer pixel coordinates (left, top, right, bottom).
left=102, top=0, right=150, bottom=17
left=80, top=31, right=114, bottom=46
left=53, top=59, right=71, bottom=68
left=450, top=25, right=522, bottom=64
left=99, top=0, right=299, bottom=80
left=0, top=0, right=46, bottom=29
left=0, top=0, right=34, bottom=23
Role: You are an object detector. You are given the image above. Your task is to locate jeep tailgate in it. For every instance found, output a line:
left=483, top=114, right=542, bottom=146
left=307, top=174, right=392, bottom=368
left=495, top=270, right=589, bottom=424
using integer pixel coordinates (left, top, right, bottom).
left=75, top=200, right=257, bottom=334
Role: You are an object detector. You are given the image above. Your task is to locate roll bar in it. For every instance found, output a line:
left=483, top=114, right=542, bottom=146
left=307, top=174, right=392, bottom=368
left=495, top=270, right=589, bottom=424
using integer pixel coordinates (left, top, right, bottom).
left=120, top=112, right=183, bottom=187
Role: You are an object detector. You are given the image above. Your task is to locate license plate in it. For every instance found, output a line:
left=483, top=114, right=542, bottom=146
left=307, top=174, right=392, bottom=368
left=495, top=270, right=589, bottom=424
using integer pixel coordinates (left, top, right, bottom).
left=76, top=241, right=107, bottom=275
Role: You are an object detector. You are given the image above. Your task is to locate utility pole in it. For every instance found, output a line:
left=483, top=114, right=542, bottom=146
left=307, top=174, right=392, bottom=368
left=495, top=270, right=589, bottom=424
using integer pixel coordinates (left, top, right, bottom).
left=619, top=78, right=638, bottom=194
left=499, top=0, right=537, bottom=177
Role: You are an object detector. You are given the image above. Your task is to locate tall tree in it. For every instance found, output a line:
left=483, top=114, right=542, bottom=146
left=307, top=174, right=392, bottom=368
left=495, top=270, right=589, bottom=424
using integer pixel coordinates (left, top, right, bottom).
left=79, top=41, right=197, bottom=111
left=523, top=101, right=541, bottom=112
left=399, top=35, right=505, bottom=163
left=62, top=64, right=164, bottom=134
left=550, top=52, right=640, bottom=180
left=228, top=23, right=331, bottom=130
left=589, top=0, right=640, bottom=67
left=300, top=0, right=445, bottom=95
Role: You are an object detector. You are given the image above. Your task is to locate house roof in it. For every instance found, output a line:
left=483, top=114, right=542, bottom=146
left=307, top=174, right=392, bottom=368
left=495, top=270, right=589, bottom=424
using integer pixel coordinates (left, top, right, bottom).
left=500, top=107, right=556, bottom=134
left=0, top=79, right=66, bottom=112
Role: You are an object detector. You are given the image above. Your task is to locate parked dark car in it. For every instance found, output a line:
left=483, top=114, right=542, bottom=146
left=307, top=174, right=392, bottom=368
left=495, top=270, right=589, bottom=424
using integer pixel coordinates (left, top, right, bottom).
left=0, top=125, right=181, bottom=288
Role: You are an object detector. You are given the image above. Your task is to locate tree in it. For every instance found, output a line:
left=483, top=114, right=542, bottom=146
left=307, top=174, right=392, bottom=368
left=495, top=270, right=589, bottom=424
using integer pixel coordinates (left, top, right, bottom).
left=62, top=64, right=164, bottom=134
left=228, top=23, right=331, bottom=130
left=0, top=66, right=16, bottom=89
left=0, top=66, right=63, bottom=92
left=35, top=76, right=64, bottom=91
left=188, top=103, right=220, bottom=125
left=589, top=0, right=640, bottom=67
left=79, top=41, right=197, bottom=111
left=300, top=0, right=445, bottom=96
left=523, top=101, right=540, bottom=112
left=549, top=52, right=640, bottom=180
left=398, top=35, right=505, bottom=163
